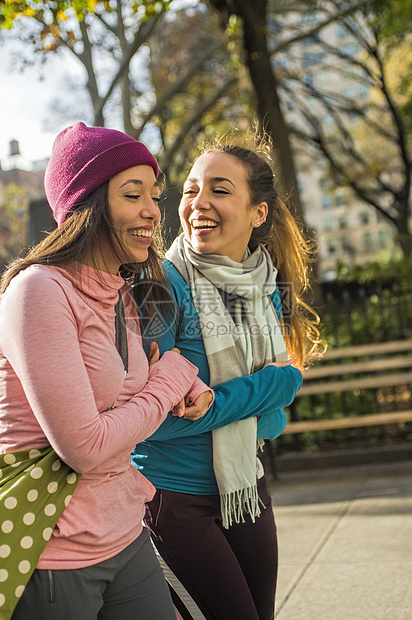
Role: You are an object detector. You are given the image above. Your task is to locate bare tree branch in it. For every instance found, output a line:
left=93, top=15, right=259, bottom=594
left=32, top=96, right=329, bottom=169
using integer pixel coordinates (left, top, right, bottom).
left=270, top=0, right=378, bottom=55
left=134, top=40, right=225, bottom=139
left=93, top=9, right=167, bottom=124
left=160, top=75, right=237, bottom=176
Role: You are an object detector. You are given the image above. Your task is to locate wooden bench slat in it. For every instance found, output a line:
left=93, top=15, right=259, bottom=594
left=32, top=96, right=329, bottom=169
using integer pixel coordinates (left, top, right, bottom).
left=298, top=371, right=412, bottom=396
left=284, top=410, right=412, bottom=434
left=304, top=355, right=412, bottom=380
left=287, top=340, right=412, bottom=436
left=320, top=339, right=412, bottom=361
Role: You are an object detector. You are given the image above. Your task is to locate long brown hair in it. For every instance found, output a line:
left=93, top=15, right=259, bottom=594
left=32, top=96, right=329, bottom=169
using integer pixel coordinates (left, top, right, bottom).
left=198, top=136, right=325, bottom=369
left=0, top=182, right=167, bottom=306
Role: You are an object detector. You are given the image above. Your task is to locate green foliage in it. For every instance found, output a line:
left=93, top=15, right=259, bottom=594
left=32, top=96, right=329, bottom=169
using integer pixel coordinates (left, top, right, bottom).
left=0, top=0, right=91, bottom=29
left=0, top=183, right=29, bottom=266
left=368, top=0, right=412, bottom=43
left=365, top=0, right=412, bottom=133
left=334, top=253, right=412, bottom=285
left=320, top=281, right=412, bottom=348
left=0, top=0, right=172, bottom=31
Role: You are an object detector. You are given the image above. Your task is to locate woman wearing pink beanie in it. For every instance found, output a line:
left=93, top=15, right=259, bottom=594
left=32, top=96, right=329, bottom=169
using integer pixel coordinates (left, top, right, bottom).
left=0, top=122, right=212, bottom=620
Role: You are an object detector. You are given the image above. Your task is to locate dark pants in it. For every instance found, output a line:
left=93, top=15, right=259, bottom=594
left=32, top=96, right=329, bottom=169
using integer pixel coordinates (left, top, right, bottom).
left=12, top=527, right=176, bottom=620
left=145, top=476, right=278, bottom=620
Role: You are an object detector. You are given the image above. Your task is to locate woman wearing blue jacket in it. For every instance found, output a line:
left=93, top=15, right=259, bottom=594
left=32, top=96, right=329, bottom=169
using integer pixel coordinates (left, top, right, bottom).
left=132, top=137, right=322, bottom=620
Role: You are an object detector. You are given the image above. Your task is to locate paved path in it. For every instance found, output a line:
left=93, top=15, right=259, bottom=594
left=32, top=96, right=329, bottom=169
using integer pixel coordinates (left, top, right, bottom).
left=269, top=460, right=412, bottom=619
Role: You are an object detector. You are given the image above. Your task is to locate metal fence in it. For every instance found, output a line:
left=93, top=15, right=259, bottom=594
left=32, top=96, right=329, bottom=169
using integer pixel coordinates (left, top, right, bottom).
left=319, top=278, right=412, bottom=346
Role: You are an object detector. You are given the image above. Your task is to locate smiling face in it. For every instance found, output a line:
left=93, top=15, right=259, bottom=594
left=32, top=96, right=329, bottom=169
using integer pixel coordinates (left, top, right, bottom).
left=179, top=152, right=268, bottom=263
left=96, top=165, right=161, bottom=273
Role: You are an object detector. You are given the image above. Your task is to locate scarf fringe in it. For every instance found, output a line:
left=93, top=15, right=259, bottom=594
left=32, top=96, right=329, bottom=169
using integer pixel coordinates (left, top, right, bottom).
left=220, top=483, right=261, bottom=530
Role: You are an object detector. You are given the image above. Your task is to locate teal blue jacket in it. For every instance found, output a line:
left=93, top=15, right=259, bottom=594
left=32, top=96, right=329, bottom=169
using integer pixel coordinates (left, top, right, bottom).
left=131, top=260, right=302, bottom=494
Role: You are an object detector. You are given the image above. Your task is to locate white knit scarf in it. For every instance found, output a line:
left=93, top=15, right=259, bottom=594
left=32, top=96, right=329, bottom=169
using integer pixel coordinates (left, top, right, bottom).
left=166, top=234, right=288, bottom=528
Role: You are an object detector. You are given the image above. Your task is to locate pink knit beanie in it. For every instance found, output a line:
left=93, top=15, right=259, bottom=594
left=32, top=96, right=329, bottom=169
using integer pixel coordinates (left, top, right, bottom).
left=44, top=122, right=159, bottom=227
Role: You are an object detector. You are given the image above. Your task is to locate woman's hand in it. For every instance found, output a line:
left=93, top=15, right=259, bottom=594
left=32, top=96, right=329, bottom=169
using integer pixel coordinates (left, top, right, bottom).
left=148, top=343, right=180, bottom=366
left=182, top=390, right=213, bottom=421
left=171, top=390, right=213, bottom=421
left=265, top=358, right=294, bottom=368
left=265, top=358, right=303, bottom=375
left=148, top=342, right=160, bottom=366
left=149, top=344, right=212, bottom=420
left=171, top=398, right=185, bottom=418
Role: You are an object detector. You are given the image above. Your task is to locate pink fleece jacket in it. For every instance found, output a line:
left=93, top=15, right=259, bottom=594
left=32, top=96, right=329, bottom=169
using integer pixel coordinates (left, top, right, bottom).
left=0, top=263, right=207, bottom=569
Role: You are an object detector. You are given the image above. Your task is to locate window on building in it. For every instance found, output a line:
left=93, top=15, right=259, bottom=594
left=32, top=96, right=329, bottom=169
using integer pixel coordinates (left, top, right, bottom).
left=378, top=230, right=388, bottom=247
left=338, top=216, right=347, bottom=229
left=322, top=196, right=332, bottom=209
left=327, top=240, right=337, bottom=254
left=324, top=216, right=333, bottom=231
left=359, top=211, right=370, bottom=225
left=364, top=232, right=373, bottom=249
left=335, top=195, right=345, bottom=207
left=342, top=236, right=354, bottom=253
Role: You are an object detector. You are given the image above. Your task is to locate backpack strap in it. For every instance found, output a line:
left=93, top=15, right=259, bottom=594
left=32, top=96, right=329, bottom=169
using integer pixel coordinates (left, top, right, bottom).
left=115, top=294, right=128, bottom=375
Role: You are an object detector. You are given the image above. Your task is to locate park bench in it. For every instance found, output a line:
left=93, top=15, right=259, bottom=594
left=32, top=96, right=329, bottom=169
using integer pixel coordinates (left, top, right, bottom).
left=283, top=339, right=412, bottom=435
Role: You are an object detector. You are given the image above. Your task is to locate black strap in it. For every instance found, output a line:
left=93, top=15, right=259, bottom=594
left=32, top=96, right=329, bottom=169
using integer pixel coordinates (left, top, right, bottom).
left=115, top=295, right=128, bottom=374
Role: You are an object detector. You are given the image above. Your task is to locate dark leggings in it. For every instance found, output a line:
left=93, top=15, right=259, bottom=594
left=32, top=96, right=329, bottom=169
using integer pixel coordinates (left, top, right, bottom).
left=145, top=476, right=278, bottom=620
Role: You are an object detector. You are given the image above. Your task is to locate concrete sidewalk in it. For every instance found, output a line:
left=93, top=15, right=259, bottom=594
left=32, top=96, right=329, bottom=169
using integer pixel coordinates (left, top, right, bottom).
left=269, top=460, right=412, bottom=619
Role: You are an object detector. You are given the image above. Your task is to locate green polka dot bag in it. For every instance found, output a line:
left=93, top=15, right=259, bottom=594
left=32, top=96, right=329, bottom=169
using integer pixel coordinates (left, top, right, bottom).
left=0, top=446, right=81, bottom=619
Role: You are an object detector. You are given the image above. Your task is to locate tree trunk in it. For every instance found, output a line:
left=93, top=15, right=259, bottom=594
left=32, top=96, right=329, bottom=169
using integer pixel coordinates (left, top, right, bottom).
left=234, top=0, right=323, bottom=305
left=207, top=0, right=323, bottom=306
left=230, top=0, right=304, bottom=220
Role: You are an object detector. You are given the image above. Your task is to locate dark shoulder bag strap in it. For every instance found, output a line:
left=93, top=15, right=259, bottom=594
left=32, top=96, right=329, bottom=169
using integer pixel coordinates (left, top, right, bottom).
left=115, top=294, right=128, bottom=374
